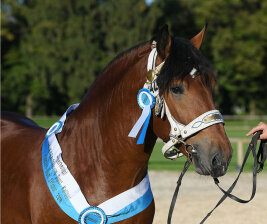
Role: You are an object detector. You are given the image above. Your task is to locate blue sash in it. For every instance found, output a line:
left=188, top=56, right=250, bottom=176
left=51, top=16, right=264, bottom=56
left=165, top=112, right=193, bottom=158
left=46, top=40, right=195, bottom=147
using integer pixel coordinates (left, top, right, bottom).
left=42, top=104, right=153, bottom=224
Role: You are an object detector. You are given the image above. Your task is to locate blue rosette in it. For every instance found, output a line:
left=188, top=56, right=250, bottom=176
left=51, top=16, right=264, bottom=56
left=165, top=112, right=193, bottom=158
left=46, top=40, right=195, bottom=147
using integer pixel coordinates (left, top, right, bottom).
left=78, top=207, right=107, bottom=224
left=137, top=88, right=155, bottom=109
left=128, top=88, right=155, bottom=144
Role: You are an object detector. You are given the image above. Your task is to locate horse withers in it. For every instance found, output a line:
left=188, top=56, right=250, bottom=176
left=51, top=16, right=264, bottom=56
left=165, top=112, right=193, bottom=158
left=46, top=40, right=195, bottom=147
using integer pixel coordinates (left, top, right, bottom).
left=1, top=25, right=232, bottom=223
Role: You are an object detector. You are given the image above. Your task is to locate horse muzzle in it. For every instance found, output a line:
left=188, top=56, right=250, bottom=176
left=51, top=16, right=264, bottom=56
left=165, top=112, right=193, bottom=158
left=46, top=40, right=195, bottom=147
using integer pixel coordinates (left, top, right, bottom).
left=191, top=145, right=231, bottom=178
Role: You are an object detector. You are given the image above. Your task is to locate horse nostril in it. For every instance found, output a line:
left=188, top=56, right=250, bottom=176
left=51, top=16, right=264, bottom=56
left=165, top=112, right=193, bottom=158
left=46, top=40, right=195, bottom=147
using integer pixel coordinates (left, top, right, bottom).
left=211, top=153, right=222, bottom=168
left=210, top=152, right=227, bottom=177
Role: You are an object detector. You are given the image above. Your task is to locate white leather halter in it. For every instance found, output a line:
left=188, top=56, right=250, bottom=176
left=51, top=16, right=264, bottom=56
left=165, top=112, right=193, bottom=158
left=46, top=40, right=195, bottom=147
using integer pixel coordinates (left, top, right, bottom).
left=145, top=44, right=224, bottom=160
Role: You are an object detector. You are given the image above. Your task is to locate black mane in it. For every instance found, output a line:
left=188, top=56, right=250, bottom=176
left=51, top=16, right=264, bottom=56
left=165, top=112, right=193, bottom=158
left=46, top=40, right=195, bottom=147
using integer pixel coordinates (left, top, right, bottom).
left=157, top=37, right=214, bottom=94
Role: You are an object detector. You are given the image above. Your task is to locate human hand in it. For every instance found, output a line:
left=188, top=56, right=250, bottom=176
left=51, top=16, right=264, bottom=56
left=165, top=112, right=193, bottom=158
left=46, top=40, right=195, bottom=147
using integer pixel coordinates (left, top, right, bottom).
left=246, top=122, right=267, bottom=140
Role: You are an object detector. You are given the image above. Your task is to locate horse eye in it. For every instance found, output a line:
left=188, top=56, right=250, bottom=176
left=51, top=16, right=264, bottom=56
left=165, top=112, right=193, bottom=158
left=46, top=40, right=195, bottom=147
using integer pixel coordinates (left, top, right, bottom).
left=170, top=86, right=184, bottom=95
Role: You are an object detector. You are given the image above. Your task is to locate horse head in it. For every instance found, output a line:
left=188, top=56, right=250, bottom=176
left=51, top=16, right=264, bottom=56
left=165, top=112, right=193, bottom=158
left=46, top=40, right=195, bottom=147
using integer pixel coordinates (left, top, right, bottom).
left=147, top=25, right=232, bottom=178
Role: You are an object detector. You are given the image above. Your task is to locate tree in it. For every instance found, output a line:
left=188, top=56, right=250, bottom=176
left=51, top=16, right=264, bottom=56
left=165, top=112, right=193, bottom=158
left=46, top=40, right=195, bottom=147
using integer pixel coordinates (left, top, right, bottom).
left=98, top=0, right=154, bottom=66
left=1, top=0, right=30, bottom=115
left=149, top=0, right=197, bottom=39
left=2, top=0, right=266, bottom=116
left=193, top=0, right=267, bottom=114
left=2, top=0, right=104, bottom=115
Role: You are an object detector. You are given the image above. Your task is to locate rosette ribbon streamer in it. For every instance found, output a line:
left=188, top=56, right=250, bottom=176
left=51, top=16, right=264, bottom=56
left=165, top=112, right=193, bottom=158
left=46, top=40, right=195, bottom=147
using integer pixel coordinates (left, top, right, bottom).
left=128, top=88, right=155, bottom=144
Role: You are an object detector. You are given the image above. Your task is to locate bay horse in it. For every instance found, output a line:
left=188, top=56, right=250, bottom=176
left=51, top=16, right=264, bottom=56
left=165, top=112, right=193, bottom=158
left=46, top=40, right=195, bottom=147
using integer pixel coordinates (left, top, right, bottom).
left=1, top=25, right=232, bottom=223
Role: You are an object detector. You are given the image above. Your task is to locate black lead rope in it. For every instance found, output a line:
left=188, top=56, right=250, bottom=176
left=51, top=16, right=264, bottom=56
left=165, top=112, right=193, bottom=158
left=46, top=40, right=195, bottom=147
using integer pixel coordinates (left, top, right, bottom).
left=167, top=131, right=267, bottom=224
left=167, top=158, right=192, bottom=224
left=201, top=131, right=267, bottom=223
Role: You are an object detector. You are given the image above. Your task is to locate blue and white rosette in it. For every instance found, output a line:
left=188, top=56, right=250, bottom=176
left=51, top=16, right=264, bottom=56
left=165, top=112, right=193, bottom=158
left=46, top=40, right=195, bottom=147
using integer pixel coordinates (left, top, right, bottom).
left=128, top=88, right=155, bottom=144
left=78, top=207, right=107, bottom=224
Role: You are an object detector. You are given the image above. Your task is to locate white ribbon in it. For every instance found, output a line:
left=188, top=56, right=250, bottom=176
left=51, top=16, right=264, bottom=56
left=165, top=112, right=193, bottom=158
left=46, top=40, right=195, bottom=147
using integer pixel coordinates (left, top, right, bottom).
left=128, top=105, right=150, bottom=138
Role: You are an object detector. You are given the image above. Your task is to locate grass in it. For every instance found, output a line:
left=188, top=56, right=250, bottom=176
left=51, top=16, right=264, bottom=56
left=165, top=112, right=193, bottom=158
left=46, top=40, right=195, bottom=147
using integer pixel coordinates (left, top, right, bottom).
left=33, top=117, right=266, bottom=172
left=33, top=117, right=58, bottom=129
left=224, top=119, right=265, bottom=127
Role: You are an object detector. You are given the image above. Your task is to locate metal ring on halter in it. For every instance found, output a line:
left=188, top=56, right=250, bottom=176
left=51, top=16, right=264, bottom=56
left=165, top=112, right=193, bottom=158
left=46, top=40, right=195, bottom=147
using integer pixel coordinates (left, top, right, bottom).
left=185, top=144, right=196, bottom=154
left=176, top=139, right=196, bottom=158
left=166, top=135, right=196, bottom=159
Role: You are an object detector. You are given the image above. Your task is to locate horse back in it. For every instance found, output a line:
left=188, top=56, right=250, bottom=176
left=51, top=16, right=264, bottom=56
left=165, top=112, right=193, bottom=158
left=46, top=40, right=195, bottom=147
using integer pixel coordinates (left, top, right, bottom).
left=1, top=111, right=45, bottom=155
left=1, top=111, right=42, bottom=128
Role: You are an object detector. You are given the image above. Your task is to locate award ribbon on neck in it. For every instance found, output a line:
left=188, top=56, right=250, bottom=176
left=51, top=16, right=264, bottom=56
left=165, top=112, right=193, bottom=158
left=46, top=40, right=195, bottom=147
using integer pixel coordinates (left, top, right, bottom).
left=42, top=104, right=153, bottom=224
left=128, top=88, right=155, bottom=144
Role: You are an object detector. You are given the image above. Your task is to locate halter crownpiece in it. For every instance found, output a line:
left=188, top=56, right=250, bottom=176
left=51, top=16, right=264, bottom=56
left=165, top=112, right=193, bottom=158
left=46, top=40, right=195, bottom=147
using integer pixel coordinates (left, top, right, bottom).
left=129, top=42, right=224, bottom=160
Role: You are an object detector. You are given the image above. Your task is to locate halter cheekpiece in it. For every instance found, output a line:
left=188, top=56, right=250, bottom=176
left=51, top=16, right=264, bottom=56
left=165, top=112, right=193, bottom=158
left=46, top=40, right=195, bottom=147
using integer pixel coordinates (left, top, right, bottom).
left=129, top=41, right=224, bottom=159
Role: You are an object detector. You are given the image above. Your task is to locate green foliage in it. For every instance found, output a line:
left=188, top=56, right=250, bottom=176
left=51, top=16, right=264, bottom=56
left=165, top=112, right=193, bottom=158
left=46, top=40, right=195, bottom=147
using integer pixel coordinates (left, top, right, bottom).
left=149, top=0, right=198, bottom=38
left=193, top=0, right=267, bottom=114
left=2, top=0, right=28, bottom=113
left=20, top=0, right=103, bottom=114
left=1, top=0, right=267, bottom=115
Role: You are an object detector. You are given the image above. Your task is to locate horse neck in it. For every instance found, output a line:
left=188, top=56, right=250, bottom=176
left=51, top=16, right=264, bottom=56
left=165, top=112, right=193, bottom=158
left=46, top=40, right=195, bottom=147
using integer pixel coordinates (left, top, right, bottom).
left=57, top=42, right=157, bottom=202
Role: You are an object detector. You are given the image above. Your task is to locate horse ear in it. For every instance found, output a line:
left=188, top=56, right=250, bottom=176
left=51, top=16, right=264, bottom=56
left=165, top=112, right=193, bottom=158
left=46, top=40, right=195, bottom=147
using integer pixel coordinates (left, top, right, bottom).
left=155, top=24, right=171, bottom=59
left=190, top=24, right=207, bottom=50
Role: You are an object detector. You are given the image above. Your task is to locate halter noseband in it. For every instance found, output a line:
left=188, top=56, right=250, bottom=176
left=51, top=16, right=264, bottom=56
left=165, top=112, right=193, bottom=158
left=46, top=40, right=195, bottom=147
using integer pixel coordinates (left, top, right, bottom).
left=129, top=42, right=224, bottom=160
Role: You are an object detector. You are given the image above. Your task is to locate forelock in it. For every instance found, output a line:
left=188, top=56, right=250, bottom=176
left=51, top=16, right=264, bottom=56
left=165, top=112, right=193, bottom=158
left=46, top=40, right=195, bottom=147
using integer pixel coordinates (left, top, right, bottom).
left=156, top=37, right=214, bottom=95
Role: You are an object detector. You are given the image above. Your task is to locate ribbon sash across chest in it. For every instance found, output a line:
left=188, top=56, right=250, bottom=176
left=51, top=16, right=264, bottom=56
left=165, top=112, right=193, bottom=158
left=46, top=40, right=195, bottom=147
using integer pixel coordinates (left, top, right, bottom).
left=42, top=104, right=153, bottom=224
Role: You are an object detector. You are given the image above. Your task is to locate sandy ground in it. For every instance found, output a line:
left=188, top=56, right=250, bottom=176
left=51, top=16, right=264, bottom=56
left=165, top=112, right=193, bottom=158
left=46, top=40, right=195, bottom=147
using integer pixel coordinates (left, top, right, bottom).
left=149, top=171, right=267, bottom=224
